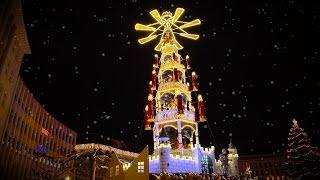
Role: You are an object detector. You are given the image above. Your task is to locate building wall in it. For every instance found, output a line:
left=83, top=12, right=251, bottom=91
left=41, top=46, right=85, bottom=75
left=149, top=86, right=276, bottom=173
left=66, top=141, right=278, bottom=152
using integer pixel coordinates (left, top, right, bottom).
left=0, top=0, right=31, bottom=143
left=0, top=1, right=77, bottom=179
left=73, top=144, right=149, bottom=180
left=0, top=77, right=77, bottom=179
left=149, top=144, right=218, bottom=174
left=238, top=153, right=286, bottom=179
left=124, top=146, right=149, bottom=180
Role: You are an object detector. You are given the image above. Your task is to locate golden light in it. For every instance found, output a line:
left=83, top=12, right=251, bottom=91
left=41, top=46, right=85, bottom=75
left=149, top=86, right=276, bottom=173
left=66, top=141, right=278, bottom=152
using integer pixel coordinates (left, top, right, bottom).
left=135, top=23, right=157, bottom=31
left=171, top=8, right=185, bottom=23
left=138, top=35, right=158, bottom=44
left=135, top=7, right=201, bottom=51
left=149, top=9, right=162, bottom=24
left=179, top=19, right=201, bottom=29
left=148, top=94, right=153, bottom=100
left=179, top=33, right=199, bottom=40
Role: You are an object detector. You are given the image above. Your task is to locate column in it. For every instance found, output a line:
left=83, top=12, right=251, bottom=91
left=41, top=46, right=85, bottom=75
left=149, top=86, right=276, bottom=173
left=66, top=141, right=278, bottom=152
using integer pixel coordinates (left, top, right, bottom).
left=177, top=121, right=182, bottom=148
left=195, top=123, right=199, bottom=145
left=155, top=124, right=159, bottom=149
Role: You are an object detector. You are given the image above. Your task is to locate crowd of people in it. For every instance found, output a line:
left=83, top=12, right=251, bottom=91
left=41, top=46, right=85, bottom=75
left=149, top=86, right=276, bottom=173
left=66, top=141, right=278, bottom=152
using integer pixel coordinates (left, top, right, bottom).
left=150, top=173, right=256, bottom=180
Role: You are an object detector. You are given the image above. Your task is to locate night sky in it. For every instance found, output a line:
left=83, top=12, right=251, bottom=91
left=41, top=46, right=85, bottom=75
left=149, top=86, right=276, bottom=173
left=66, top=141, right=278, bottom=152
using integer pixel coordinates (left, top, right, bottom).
left=20, top=0, right=320, bottom=155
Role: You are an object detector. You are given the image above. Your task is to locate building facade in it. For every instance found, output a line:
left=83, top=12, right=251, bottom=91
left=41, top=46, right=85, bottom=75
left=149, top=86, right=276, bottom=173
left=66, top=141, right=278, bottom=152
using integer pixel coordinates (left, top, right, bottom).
left=74, top=143, right=149, bottom=180
left=0, top=76, right=77, bottom=179
left=238, top=153, right=287, bottom=179
left=0, top=0, right=78, bottom=179
left=135, top=8, right=239, bottom=176
left=0, top=0, right=31, bottom=141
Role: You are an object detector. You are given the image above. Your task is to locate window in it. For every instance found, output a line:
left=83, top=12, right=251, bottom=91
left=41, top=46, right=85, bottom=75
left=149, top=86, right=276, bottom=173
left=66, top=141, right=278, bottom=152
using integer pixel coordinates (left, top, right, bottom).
left=110, top=167, right=113, bottom=177
left=138, top=162, right=144, bottom=173
left=115, top=165, right=119, bottom=176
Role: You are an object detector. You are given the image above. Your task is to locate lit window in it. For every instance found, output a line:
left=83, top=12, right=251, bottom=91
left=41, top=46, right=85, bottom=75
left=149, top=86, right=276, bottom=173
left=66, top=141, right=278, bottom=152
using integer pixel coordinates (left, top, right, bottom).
left=138, top=162, right=144, bottom=173
left=116, top=165, right=119, bottom=176
left=110, top=167, right=113, bottom=177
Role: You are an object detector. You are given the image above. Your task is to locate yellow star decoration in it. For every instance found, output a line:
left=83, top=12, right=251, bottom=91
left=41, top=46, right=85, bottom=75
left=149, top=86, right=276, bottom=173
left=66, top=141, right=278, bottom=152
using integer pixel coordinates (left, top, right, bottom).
left=135, top=8, right=201, bottom=52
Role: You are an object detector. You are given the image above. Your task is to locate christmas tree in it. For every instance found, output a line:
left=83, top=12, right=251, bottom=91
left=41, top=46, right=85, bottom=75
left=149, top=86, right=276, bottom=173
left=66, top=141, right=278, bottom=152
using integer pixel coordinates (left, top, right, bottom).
left=286, top=119, right=320, bottom=178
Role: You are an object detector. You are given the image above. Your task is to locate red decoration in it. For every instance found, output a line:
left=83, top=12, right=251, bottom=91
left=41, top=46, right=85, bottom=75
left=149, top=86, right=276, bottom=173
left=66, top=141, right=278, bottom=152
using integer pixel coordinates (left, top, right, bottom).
left=151, top=69, right=157, bottom=90
left=192, top=72, right=198, bottom=91
left=144, top=107, right=152, bottom=130
left=41, top=127, right=49, bottom=136
left=173, top=68, right=178, bottom=82
left=149, top=81, right=153, bottom=93
left=197, top=95, right=206, bottom=122
left=176, top=95, right=184, bottom=114
left=147, top=94, right=154, bottom=122
left=173, top=53, right=177, bottom=62
left=187, top=82, right=193, bottom=91
left=186, top=55, right=191, bottom=69
left=154, top=54, right=159, bottom=68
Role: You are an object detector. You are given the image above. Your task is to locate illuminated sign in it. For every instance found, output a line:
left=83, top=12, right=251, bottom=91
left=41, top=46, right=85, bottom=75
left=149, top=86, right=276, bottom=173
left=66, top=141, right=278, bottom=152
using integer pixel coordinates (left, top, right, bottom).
left=36, top=144, right=48, bottom=154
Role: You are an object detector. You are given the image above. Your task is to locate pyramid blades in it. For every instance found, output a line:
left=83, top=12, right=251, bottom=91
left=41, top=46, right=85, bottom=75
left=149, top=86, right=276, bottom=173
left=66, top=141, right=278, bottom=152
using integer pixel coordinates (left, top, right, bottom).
left=150, top=9, right=162, bottom=24
left=135, top=23, right=157, bottom=31
left=138, top=35, right=158, bottom=44
left=179, top=33, right=199, bottom=40
left=179, top=19, right=201, bottom=29
left=173, top=39, right=183, bottom=49
left=171, top=8, right=185, bottom=23
left=154, top=40, right=163, bottom=51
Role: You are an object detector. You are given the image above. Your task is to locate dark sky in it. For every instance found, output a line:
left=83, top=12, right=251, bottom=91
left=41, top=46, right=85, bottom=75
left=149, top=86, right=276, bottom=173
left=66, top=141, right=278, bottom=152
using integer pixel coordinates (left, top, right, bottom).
left=20, top=0, right=320, bottom=155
